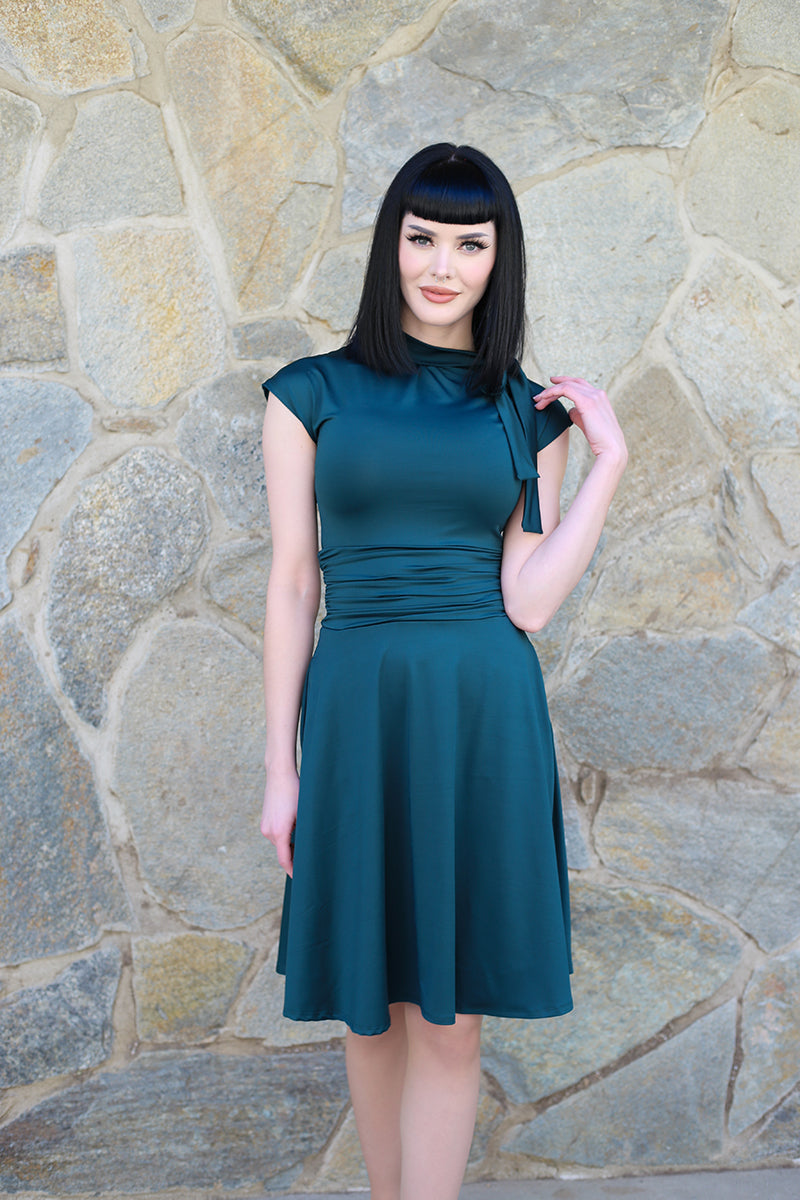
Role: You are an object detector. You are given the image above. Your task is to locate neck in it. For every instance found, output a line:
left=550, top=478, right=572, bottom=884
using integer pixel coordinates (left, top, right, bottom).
left=400, top=309, right=475, bottom=351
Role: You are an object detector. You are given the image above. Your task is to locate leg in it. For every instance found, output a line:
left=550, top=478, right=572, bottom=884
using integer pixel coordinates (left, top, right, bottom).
left=346, top=1002, right=408, bottom=1200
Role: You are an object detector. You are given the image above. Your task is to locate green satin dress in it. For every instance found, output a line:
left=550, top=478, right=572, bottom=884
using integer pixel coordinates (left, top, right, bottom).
left=264, top=335, right=573, bottom=1035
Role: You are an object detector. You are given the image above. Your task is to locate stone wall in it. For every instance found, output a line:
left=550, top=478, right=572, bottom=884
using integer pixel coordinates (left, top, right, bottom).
left=1, top=0, right=799, bottom=1193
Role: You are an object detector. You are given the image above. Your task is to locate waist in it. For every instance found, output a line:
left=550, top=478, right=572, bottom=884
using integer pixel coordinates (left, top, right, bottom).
left=319, top=544, right=506, bottom=629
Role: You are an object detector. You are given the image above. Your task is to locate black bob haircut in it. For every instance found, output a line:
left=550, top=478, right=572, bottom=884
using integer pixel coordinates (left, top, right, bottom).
left=346, top=143, right=526, bottom=396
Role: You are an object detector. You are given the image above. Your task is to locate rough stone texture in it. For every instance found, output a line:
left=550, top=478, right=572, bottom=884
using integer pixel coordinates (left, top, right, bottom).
left=167, top=29, right=336, bottom=311
left=38, top=93, right=182, bottom=231
left=504, top=1002, right=735, bottom=1167
left=304, top=242, right=368, bottom=332
left=666, top=254, right=800, bottom=452
left=0, top=948, right=120, bottom=1087
left=744, top=675, right=800, bottom=789
left=311, top=1107, right=371, bottom=1191
left=730, top=950, right=800, bottom=1135
left=231, top=0, right=432, bottom=95
left=0, top=1050, right=349, bottom=1193
left=113, top=620, right=283, bottom=928
left=0, top=1, right=145, bottom=94
left=233, top=942, right=345, bottom=1045
left=0, top=616, right=128, bottom=966
left=595, top=778, right=800, bottom=952
left=738, top=565, right=800, bottom=659
left=550, top=632, right=783, bottom=772
left=139, top=0, right=196, bottom=32
left=685, top=79, right=800, bottom=284
left=732, top=0, right=800, bottom=75
left=205, top=537, right=271, bottom=634
left=176, top=369, right=267, bottom=530
left=0, top=245, right=67, bottom=369
left=0, top=88, right=41, bottom=245
left=46, top=449, right=209, bottom=726
left=741, top=1087, right=800, bottom=1162
left=752, top=453, right=800, bottom=547
left=132, top=934, right=252, bottom=1042
left=518, top=155, right=688, bottom=385
left=74, top=227, right=225, bottom=409
left=0, top=377, right=92, bottom=608
left=481, top=883, right=740, bottom=1104
left=233, top=317, right=312, bottom=362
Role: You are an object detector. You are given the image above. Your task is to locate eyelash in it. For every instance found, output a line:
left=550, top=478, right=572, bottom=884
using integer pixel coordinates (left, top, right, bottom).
left=405, top=234, right=489, bottom=253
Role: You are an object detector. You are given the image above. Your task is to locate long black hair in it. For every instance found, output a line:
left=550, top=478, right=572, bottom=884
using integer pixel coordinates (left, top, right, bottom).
left=346, top=143, right=526, bottom=396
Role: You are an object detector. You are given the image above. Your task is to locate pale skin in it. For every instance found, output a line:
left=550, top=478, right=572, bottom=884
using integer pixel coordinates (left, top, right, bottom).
left=261, top=214, right=627, bottom=1200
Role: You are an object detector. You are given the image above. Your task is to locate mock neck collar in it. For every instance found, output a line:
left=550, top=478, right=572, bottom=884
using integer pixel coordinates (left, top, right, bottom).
left=404, top=333, right=476, bottom=369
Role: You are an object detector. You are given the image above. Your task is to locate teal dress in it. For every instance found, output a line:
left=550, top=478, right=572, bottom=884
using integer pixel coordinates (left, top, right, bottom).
left=264, top=335, right=573, bottom=1036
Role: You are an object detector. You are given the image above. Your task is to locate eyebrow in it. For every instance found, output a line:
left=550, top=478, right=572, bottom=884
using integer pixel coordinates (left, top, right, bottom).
left=406, top=222, right=492, bottom=240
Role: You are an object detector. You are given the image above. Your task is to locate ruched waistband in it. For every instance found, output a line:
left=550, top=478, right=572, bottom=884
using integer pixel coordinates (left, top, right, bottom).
left=319, top=544, right=506, bottom=629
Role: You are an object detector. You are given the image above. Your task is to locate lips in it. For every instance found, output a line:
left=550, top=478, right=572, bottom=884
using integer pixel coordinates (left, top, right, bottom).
left=420, top=286, right=459, bottom=303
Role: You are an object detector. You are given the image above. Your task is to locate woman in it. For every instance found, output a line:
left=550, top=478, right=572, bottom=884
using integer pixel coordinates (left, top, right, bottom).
left=261, top=143, right=626, bottom=1200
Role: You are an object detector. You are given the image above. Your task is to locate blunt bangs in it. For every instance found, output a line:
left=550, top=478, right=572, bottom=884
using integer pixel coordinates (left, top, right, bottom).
left=401, top=158, right=499, bottom=228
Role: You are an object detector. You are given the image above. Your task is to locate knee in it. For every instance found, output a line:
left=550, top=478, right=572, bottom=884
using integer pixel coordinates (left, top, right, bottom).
left=407, top=1010, right=481, bottom=1067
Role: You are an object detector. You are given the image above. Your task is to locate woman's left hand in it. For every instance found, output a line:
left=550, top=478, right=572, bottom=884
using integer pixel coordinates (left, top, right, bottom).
left=535, top=376, right=627, bottom=469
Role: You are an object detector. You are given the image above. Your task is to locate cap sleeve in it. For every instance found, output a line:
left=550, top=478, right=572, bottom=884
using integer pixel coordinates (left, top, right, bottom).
left=263, top=358, right=320, bottom=442
left=530, top=382, right=572, bottom=451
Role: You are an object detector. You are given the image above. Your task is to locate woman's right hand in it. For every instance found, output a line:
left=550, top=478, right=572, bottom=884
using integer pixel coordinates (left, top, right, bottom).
left=261, top=767, right=299, bottom=877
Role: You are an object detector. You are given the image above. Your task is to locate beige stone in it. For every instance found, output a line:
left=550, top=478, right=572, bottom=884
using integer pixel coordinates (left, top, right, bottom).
left=167, top=29, right=336, bottom=312
left=0, top=245, right=66, bottom=369
left=0, top=0, right=145, bottom=94
left=132, top=934, right=252, bottom=1042
left=232, top=942, right=345, bottom=1046
left=73, top=228, right=225, bottom=408
left=310, top=1107, right=370, bottom=1191
left=0, top=88, right=41, bottom=245
left=752, top=452, right=800, bottom=547
left=685, top=78, right=800, bottom=284
left=744, top=675, right=800, bottom=789
left=304, top=243, right=368, bottom=332
left=730, top=949, right=800, bottom=1134
left=732, top=0, right=800, bottom=74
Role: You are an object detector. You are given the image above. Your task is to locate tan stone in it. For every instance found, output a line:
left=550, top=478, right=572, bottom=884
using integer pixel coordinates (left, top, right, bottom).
left=0, top=0, right=145, bottom=94
left=304, top=242, right=368, bottom=332
left=732, top=0, right=800, bottom=74
left=0, top=245, right=66, bottom=369
left=0, top=88, right=41, bottom=245
left=685, top=78, right=800, bottom=283
left=752, top=452, right=800, bottom=547
left=232, top=942, right=345, bottom=1046
left=73, top=228, right=225, bottom=408
left=132, top=934, right=252, bottom=1042
left=230, top=0, right=432, bottom=95
left=167, top=29, right=336, bottom=312
left=744, top=675, right=800, bottom=789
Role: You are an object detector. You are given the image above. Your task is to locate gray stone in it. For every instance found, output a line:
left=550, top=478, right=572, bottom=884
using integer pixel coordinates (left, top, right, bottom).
left=38, top=92, right=182, bottom=231
left=518, top=154, right=688, bottom=386
left=0, top=1049, right=349, bottom=1193
left=685, top=79, right=800, bottom=284
left=481, top=882, right=740, bottom=1104
left=733, top=0, right=800, bottom=74
left=305, top=242, right=368, bottom=332
left=233, top=942, right=345, bottom=1045
left=550, top=632, right=782, bottom=772
left=0, top=377, right=92, bottom=608
left=752, top=452, right=800, bottom=547
left=205, top=537, right=271, bottom=634
left=559, top=777, right=591, bottom=871
left=233, top=317, right=313, bottom=362
left=731, top=950, right=800, bottom=1135
left=0, top=948, right=120, bottom=1087
left=46, top=448, right=209, bottom=725
left=740, top=1088, right=800, bottom=1161
left=132, top=934, right=252, bottom=1042
left=167, top=29, right=336, bottom=311
left=0, top=245, right=67, bottom=368
left=0, top=615, right=129, bottom=966
left=73, top=228, right=226, bottom=409
left=139, top=0, right=195, bottom=31
left=0, top=88, right=41, bottom=244
left=744, top=674, right=800, bottom=790
left=595, top=777, right=800, bottom=951
left=504, top=1002, right=735, bottom=1167
left=738, top=565, right=800, bottom=658
left=666, top=254, right=800, bottom=451
left=176, top=369, right=267, bottom=531
left=113, top=620, right=284, bottom=928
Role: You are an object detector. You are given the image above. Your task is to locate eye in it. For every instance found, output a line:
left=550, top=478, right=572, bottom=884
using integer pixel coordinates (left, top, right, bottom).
left=405, top=232, right=433, bottom=247
left=460, top=239, right=489, bottom=253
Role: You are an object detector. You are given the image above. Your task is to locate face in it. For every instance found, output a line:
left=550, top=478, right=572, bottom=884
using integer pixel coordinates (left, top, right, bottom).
left=398, top=213, right=497, bottom=349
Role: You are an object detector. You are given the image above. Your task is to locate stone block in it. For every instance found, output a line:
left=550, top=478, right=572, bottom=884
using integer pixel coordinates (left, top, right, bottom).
left=0, top=1049, right=349, bottom=1193
left=730, top=949, right=800, bottom=1135
left=0, top=0, right=145, bottom=94
left=595, top=777, right=800, bottom=951
left=667, top=256, right=800, bottom=453
left=0, top=615, right=129, bottom=966
left=205, top=537, right=271, bottom=634
left=752, top=453, right=800, bottom=547
left=74, top=227, right=225, bottom=409
left=233, top=941, right=345, bottom=1046
left=305, top=242, right=368, bottom=332
left=38, top=93, right=181, bottom=231
left=739, top=1089, right=800, bottom=1161
left=0, top=948, right=120, bottom=1087
left=113, top=620, right=284, bottom=928
left=733, top=0, right=800, bottom=75
left=233, top=317, right=312, bottom=362
left=139, top=0, right=195, bottom=31
left=0, top=377, right=92, bottom=608
left=685, top=79, right=800, bottom=284
left=0, top=245, right=66, bottom=369
left=167, top=29, right=336, bottom=311
left=550, top=631, right=782, bottom=772
left=176, top=369, right=267, bottom=530
left=481, top=882, right=740, bottom=1104
left=46, top=448, right=209, bottom=726
left=517, top=154, right=688, bottom=386
left=231, top=0, right=432, bottom=95
left=744, top=674, right=800, bottom=790
left=0, top=88, right=41, bottom=245
left=310, top=1106, right=371, bottom=1191
left=132, top=934, right=252, bottom=1042
left=503, top=1002, right=735, bottom=1168
left=738, top=565, right=800, bottom=658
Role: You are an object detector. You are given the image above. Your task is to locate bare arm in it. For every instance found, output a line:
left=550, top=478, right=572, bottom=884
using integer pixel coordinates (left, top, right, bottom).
left=501, top=376, right=627, bottom=633
left=261, top=393, right=320, bottom=876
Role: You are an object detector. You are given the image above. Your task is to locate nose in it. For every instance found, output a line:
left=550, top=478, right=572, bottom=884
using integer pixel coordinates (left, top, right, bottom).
left=431, top=246, right=452, bottom=279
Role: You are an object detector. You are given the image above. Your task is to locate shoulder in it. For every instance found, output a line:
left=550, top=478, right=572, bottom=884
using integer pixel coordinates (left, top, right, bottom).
left=520, top=368, right=572, bottom=452
left=263, top=345, right=351, bottom=398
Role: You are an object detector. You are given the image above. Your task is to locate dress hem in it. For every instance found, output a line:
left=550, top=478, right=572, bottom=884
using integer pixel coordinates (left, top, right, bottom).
left=279, top=995, right=575, bottom=1037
